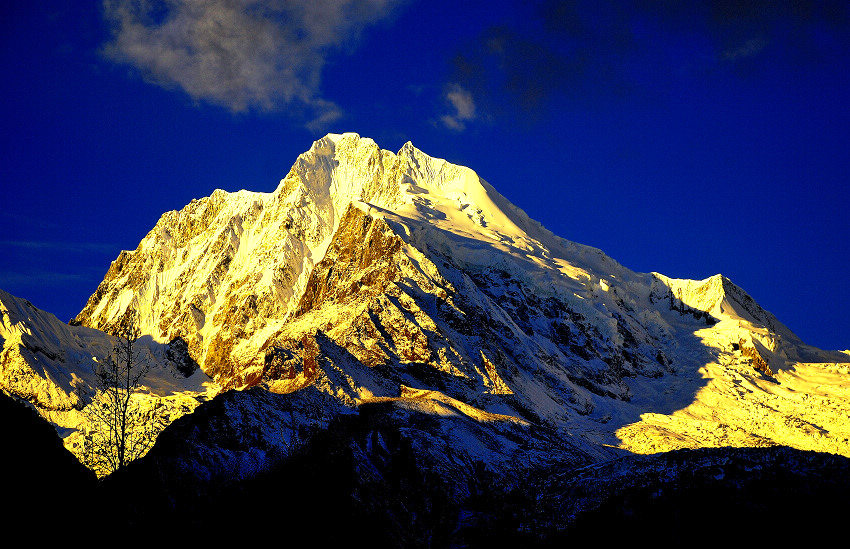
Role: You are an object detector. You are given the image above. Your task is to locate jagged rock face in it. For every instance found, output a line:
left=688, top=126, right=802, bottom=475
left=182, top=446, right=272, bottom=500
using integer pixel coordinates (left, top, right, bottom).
left=274, top=205, right=651, bottom=423
left=69, top=132, right=850, bottom=458
left=76, top=135, right=435, bottom=380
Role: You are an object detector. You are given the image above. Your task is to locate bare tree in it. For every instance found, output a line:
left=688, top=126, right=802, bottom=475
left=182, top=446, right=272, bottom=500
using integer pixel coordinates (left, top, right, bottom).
left=82, top=309, right=161, bottom=476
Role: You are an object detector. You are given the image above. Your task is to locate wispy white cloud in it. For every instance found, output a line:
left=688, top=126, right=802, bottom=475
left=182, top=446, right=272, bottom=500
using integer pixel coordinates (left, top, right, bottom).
left=440, top=84, right=476, bottom=131
left=0, top=240, right=117, bottom=253
left=102, top=0, right=402, bottom=127
left=0, top=241, right=113, bottom=290
left=0, top=271, right=94, bottom=286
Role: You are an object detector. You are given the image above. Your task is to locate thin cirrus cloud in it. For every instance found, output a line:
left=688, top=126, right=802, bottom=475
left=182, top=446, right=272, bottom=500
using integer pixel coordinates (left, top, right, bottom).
left=440, top=84, right=477, bottom=131
left=0, top=240, right=118, bottom=253
left=101, top=0, right=402, bottom=127
left=0, top=271, right=94, bottom=286
left=0, top=241, right=116, bottom=288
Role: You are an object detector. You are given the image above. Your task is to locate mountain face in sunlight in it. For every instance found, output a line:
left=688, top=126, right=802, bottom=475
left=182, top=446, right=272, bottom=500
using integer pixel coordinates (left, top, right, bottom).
left=34, top=132, right=840, bottom=465
left=3, top=133, right=849, bottom=538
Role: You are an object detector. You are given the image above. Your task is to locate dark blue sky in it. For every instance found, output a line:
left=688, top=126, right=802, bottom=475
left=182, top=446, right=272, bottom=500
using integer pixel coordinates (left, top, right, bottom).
left=2, top=1, right=848, bottom=350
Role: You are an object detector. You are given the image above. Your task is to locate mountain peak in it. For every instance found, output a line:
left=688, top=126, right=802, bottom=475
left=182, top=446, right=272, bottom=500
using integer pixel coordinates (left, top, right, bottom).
left=324, top=131, right=360, bottom=143
left=5, top=133, right=850, bottom=475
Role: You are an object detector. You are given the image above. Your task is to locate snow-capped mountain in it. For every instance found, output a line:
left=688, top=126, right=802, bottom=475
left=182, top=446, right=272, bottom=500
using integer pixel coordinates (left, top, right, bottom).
left=4, top=133, right=849, bottom=470
left=69, top=133, right=850, bottom=458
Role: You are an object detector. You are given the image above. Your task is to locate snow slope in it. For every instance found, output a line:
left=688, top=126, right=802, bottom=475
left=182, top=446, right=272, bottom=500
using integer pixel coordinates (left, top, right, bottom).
left=0, top=288, right=217, bottom=465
